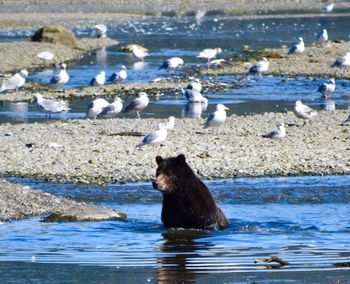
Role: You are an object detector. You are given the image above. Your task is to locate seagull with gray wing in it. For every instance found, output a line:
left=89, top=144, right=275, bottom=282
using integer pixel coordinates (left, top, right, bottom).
left=123, top=92, right=149, bottom=119
left=0, top=69, right=28, bottom=94
left=34, top=93, right=70, bottom=119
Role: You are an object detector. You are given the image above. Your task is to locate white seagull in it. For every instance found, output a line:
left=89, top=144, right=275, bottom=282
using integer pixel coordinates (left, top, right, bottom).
left=341, top=113, right=350, bottom=124
left=247, top=57, right=269, bottom=77
left=86, top=97, right=110, bottom=119
left=37, top=51, right=54, bottom=63
left=108, top=66, right=127, bottom=83
left=50, top=63, right=69, bottom=87
left=204, top=104, right=229, bottom=129
left=317, top=29, right=328, bottom=45
left=123, top=92, right=149, bottom=119
left=288, top=37, right=305, bottom=54
left=294, top=100, right=317, bottom=124
left=159, top=57, right=184, bottom=70
left=131, top=45, right=148, bottom=61
left=197, top=47, right=222, bottom=63
left=331, top=52, right=350, bottom=68
left=0, top=69, right=28, bottom=94
left=209, top=59, right=226, bottom=66
left=139, top=123, right=167, bottom=146
left=90, top=71, right=106, bottom=86
left=34, top=93, right=70, bottom=118
left=98, top=97, right=124, bottom=118
left=95, top=24, right=107, bottom=38
left=322, top=2, right=334, bottom=13
left=262, top=122, right=286, bottom=139
left=318, top=78, right=335, bottom=99
left=182, top=89, right=208, bottom=104
left=164, top=116, right=175, bottom=130
left=186, top=81, right=202, bottom=93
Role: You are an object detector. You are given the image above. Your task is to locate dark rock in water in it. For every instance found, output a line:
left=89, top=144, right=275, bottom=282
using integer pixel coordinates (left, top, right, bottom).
left=0, top=180, right=126, bottom=222
left=30, top=25, right=77, bottom=48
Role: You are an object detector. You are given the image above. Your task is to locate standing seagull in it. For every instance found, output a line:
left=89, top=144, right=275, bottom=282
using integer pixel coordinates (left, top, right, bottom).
left=182, top=88, right=208, bottom=104
left=34, top=93, right=70, bottom=119
left=90, top=71, right=106, bottom=86
left=94, top=24, right=107, bottom=38
left=98, top=97, right=123, bottom=118
left=131, top=45, right=148, bottom=61
left=288, top=37, right=305, bottom=54
left=139, top=123, right=167, bottom=146
left=294, top=100, right=317, bottom=125
left=341, top=113, right=350, bottom=125
left=323, top=2, right=334, bottom=13
left=186, top=81, right=202, bottom=93
left=123, top=92, right=149, bottom=119
left=204, top=104, right=229, bottom=129
left=247, top=57, right=269, bottom=77
left=0, top=69, right=28, bottom=94
left=317, top=29, right=328, bottom=45
left=37, top=51, right=54, bottom=64
left=159, top=57, right=184, bottom=70
left=318, top=78, right=335, bottom=99
left=197, top=48, right=222, bottom=64
left=108, top=66, right=127, bottom=83
left=50, top=63, right=69, bottom=87
left=164, top=116, right=175, bottom=130
left=262, top=122, right=286, bottom=139
left=86, top=97, right=110, bottom=119
left=331, top=52, right=350, bottom=68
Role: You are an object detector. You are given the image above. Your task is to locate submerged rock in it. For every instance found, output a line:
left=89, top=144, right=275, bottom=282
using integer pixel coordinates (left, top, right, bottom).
left=0, top=180, right=126, bottom=222
left=30, top=25, right=77, bottom=48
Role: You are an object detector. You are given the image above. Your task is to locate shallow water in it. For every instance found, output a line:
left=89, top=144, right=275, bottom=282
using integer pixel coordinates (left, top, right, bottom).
left=1, top=176, right=350, bottom=282
left=1, top=15, right=350, bottom=123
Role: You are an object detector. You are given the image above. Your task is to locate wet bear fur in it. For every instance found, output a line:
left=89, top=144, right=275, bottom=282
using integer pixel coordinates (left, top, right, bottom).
left=152, top=154, right=229, bottom=230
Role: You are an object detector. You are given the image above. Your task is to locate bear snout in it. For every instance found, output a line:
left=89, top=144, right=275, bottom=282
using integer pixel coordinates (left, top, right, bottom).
left=152, top=180, right=158, bottom=189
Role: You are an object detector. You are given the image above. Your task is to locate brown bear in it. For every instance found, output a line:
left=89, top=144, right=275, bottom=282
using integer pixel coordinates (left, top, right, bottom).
left=152, top=154, right=229, bottom=230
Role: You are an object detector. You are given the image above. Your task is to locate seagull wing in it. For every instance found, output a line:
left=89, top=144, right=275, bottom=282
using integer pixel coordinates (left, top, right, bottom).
left=107, top=73, right=117, bottom=82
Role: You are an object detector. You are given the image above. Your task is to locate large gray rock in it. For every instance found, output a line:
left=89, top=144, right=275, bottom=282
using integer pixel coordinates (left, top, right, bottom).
left=0, top=180, right=126, bottom=222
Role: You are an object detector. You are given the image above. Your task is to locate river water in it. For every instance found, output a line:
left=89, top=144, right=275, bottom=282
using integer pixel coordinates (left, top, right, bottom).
left=1, top=176, right=350, bottom=282
left=1, top=12, right=350, bottom=282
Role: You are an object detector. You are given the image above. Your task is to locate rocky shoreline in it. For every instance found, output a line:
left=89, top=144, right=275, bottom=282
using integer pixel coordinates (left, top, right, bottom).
left=0, top=180, right=126, bottom=221
left=1, top=111, right=349, bottom=185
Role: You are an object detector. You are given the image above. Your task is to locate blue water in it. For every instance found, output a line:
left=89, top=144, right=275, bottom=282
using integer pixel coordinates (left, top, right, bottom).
left=1, top=176, right=350, bottom=282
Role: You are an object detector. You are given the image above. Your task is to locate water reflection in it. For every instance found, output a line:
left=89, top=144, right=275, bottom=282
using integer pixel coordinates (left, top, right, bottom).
left=182, top=102, right=208, bottom=118
left=3, top=101, right=29, bottom=123
left=157, top=230, right=211, bottom=283
left=320, top=99, right=336, bottom=111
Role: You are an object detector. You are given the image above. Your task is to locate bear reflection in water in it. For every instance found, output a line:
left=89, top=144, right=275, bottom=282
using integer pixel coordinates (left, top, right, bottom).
left=152, top=154, right=229, bottom=230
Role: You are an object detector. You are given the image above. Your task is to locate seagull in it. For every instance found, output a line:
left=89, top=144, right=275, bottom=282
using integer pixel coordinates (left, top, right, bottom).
left=95, top=24, right=107, bottom=38
left=131, top=45, right=148, bottom=61
left=197, top=48, right=222, bottom=64
left=34, top=93, right=70, bottom=118
left=164, top=116, right=175, bottom=130
left=288, top=37, right=305, bottom=54
left=108, top=66, right=127, bottom=83
left=50, top=63, right=69, bottom=87
left=318, top=78, right=335, bottom=99
left=322, top=2, right=334, bottom=13
left=37, top=51, right=54, bottom=63
left=317, top=29, right=328, bottom=45
left=186, top=81, right=202, bottom=93
left=204, top=104, right=229, bottom=129
left=86, top=97, right=109, bottom=119
left=331, top=52, right=350, bottom=68
left=123, top=92, right=149, bottom=119
left=139, top=123, right=167, bottom=146
left=182, top=89, right=208, bottom=104
left=247, top=57, right=269, bottom=77
left=341, top=113, right=350, bottom=124
left=262, top=122, right=286, bottom=139
left=294, top=100, right=317, bottom=124
left=159, top=57, right=184, bottom=70
left=98, top=97, right=123, bottom=118
left=0, top=69, right=28, bottom=94
left=209, top=59, right=226, bottom=66
left=90, top=71, right=106, bottom=86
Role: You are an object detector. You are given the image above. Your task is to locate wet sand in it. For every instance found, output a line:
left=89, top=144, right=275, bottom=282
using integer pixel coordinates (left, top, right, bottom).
left=1, top=110, right=349, bottom=184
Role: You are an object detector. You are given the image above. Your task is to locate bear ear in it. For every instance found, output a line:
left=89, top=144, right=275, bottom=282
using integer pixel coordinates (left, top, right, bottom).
left=156, top=156, right=163, bottom=165
left=176, top=154, right=186, bottom=164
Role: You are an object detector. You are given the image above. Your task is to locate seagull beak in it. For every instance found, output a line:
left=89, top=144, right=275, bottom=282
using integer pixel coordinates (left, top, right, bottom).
left=224, top=106, right=229, bottom=111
